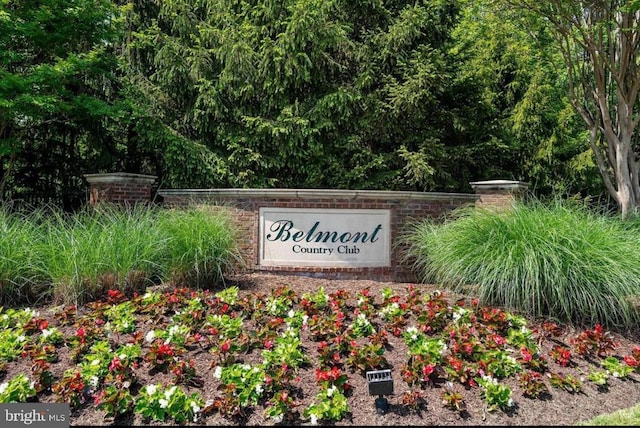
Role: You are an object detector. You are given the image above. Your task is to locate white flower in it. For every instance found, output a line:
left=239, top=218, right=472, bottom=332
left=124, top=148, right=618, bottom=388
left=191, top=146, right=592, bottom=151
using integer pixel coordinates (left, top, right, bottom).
left=41, top=328, right=53, bottom=338
left=119, top=353, right=127, bottom=360
left=310, top=414, right=318, bottom=425
left=16, top=335, right=25, bottom=343
left=89, top=376, right=99, bottom=388
left=91, top=359, right=100, bottom=366
left=326, top=385, right=337, bottom=397
left=165, top=386, right=177, bottom=399
left=190, top=400, right=200, bottom=413
left=272, top=414, right=283, bottom=424
left=481, top=375, right=497, bottom=385
left=145, top=384, right=157, bottom=395
left=168, top=325, right=179, bottom=336
left=441, top=343, right=448, bottom=354
left=159, top=398, right=169, bottom=409
left=145, top=330, right=156, bottom=343
left=213, top=366, right=222, bottom=379
left=255, top=383, right=263, bottom=395
left=452, top=307, right=467, bottom=322
left=0, top=383, right=7, bottom=395
left=302, top=314, right=308, bottom=326
left=287, top=309, right=295, bottom=318
left=357, top=296, right=365, bottom=306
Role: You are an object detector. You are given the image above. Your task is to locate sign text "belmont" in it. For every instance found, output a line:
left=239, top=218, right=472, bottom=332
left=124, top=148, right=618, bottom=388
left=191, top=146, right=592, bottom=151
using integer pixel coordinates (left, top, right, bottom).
left=266, top=220, right=383, bottom=244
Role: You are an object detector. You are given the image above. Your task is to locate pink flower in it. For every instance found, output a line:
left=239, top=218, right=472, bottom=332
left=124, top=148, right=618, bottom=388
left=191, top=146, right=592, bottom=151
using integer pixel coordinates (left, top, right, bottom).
left=521, top=347, right=533, bottom=362
left=108, top=357, right=123, bottom=372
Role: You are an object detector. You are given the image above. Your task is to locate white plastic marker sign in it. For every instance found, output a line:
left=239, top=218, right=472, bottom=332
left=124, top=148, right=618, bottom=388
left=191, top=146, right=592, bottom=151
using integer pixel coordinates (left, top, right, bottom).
left=259, top=208, right=391, bottom=267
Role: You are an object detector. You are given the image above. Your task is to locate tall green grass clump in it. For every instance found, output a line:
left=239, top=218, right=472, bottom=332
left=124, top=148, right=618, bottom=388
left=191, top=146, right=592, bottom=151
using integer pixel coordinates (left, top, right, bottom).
left=156, top=206, right=243, bottom=288
left=401, top=198, right=640, bottom=329
left=38, top=204, right=167, bottom=304
left=0, top=207, right=48, bottom=304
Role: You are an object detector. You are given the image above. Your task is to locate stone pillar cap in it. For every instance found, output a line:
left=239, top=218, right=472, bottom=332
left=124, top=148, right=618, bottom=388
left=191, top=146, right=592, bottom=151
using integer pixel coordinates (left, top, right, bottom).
left=470, top=180, right=529, bottom=191
left=84, top=172, right=157, bottom=185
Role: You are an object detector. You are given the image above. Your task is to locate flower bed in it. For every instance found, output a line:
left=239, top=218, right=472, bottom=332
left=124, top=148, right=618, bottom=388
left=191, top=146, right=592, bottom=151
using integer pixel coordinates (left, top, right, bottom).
left=1, top=274, right=640, bottom=426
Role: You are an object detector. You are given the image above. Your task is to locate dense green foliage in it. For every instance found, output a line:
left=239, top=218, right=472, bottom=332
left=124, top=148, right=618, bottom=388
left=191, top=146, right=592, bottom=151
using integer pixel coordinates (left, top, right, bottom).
left=0, top=0, right=126, bottom=208
left=401, top=199, right=640, bottom=329
left=0, top=205, right=241, bottom=305
left=0, top=0, right=609, bottom=206
left=125, top=0, right=501, bottom=190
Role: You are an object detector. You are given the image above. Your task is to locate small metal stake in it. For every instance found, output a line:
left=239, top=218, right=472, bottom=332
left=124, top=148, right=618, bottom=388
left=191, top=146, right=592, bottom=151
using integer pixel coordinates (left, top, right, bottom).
left=375, top=395, right=389, bottom=415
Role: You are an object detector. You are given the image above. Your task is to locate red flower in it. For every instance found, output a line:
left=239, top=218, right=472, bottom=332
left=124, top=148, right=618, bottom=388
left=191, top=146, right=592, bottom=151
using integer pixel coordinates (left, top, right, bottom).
left=315, top=368, right=328, bottom=382
left=38, top=319, right=49, bottom=330
left=422, top=363, right=435, bottom=379
left=328, top=366, right=342, bottom=381
left=624, top=355, right=639, bottom=368
left=220, top=340, right=231, bottom=353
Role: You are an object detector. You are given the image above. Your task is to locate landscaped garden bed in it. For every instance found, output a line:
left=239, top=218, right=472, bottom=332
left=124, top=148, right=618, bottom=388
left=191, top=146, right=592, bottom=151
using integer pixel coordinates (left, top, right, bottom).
left=2, top=273, right=640, bottom=426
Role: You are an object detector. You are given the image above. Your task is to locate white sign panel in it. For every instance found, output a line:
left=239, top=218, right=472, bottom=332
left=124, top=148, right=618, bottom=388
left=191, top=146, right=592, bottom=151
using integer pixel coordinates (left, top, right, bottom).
left=259, top=208, right=391, bottom=267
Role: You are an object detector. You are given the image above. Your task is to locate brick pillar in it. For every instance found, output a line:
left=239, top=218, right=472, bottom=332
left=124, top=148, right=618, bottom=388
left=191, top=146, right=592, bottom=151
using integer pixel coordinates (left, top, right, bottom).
left=84, top=172, right=157, bottom=206
left=470, top=180, right=529, bottom=210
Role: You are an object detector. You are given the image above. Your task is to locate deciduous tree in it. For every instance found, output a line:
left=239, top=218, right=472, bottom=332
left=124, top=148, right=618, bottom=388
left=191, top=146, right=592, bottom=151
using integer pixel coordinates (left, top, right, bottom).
left=504, top=0, right=640, bottom=219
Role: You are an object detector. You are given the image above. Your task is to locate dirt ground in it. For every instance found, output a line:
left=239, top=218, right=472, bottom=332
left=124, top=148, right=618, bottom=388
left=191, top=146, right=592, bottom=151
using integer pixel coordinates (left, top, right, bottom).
left=6, top=272, right=640, bottom=426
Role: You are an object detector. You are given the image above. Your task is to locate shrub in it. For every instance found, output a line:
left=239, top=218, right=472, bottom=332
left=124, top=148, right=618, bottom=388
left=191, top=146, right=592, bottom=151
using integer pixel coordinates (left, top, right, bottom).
left=0, top=207, right=47, bottom=304
left=156, top=206, right=243, bottom=288
left=400, top=197, right=640, bottom=329
left=38, top=205, right=165, bottom=304
left=4, top=203, right=242, bottom=305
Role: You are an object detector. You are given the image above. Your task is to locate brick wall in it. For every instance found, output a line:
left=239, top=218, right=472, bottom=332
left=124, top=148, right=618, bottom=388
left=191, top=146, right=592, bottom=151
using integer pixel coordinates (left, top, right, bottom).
left=156, top=189, right=478, bottom=282
left=84, top=174, right=528, bottom=282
